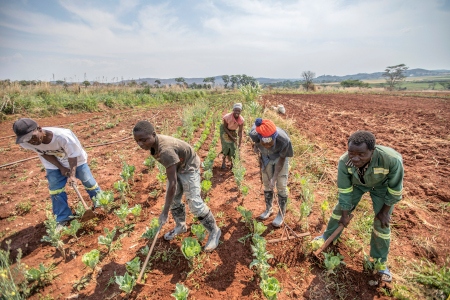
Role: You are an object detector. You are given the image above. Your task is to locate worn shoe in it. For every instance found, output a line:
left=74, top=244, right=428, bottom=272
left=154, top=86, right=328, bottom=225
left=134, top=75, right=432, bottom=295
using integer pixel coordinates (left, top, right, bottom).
left=200, top=211, right=221, bottom=252
left=163, top=225, right=187, bottom=240
left=272, top=195, right=287, bottom=227
left=258, top=191, right=274, bottom=220
left=378, top=267, right=392, bottom=282
left=56, top=220, right=70, bottom=232
left=164, top=205, right=187, bottom=240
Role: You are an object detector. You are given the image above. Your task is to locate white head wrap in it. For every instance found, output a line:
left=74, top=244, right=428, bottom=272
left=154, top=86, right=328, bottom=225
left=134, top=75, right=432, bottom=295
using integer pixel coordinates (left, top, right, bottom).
left=233, top=103, right=243, bottom=110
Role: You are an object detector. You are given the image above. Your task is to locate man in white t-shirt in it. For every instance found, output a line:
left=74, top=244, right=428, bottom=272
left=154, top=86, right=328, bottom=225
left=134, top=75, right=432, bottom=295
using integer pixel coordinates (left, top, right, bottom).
left=13, top=118, right=101, bottom=226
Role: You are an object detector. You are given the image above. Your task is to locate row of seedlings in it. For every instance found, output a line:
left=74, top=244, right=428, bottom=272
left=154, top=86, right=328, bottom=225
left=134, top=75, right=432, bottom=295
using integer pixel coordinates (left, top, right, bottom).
left=200, top=116, right=221, bottom=202
left=237, top=206, right=281, bottom=300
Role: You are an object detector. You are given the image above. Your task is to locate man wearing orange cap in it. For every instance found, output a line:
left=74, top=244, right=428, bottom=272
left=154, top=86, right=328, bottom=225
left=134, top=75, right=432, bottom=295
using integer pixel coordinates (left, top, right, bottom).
left=249, top=118, right=293, bottom=227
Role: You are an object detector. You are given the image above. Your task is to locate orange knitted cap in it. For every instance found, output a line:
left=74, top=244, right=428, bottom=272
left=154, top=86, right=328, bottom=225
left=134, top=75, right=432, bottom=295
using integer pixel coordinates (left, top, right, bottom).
left=255, top=118, right=277, bottom=137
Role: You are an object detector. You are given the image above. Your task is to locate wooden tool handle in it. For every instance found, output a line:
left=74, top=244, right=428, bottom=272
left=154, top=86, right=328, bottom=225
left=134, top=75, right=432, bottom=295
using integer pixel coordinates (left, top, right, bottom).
left=137, top=225, right=162, bottom=283
left=313, top=214, right=353, bottom=256
left=71, top=183, right=90, bottom=210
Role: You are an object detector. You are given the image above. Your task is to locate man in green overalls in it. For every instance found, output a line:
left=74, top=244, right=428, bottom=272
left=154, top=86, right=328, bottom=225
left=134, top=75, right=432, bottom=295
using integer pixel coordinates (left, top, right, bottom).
left=315, top=130, right=403, bottom=282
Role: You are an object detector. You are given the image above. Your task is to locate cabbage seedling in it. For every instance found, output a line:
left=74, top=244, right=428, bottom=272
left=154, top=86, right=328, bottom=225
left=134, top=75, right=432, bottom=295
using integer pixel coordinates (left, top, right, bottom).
left=260, top=276, right=281, bottom=300
left=93, top=191, right=115, bottom=210
left=115, top=272, right=136, bottom=294
left=171, top=283, right=189, bottom=300
left=143, top=156, right=156, bottom=169
left=141, top=218, right=159, bottom=239
left=125, top=257, right=141, bottom=277
left=114, top=181, right=128, bottom=202
left=82, top=249, right=100, bottom=270
left=323, top=251, right=345, bottom=274
left=181, top=237, right=201, bottom=260
left=115, top=203, right=130, bottom=224
left=62, top=219, right=82, bottom=240
left=253, top=220, right=267, bottom=236
left=98, top=227, right=117, bottom=253
left=191, top=224, right=206, bottom=242
left=130, top=204, right=142, bottom=221
left=41, top=211, right=65, bottom=260
left=200, top=180, right=212, bottom=193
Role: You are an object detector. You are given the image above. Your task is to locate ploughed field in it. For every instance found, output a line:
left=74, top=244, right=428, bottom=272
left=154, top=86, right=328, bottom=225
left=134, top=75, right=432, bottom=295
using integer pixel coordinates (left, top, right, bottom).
left=0, top=92, right=449, bottom=299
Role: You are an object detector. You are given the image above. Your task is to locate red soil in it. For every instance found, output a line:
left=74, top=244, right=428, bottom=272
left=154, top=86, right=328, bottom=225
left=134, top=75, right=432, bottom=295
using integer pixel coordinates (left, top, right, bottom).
left=0, top=93, right=449, bottom=299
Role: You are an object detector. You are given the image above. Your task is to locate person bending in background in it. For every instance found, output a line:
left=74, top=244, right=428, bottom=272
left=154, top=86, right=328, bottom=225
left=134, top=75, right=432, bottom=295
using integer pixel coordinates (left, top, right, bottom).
left=220, top=103, right=244, bottom=169
left=133, top=120, right=221, bottom=252
left=315, top=130, right=404, bottom=282
left=249, top=118, right=293, bottom=227
left=12, top=118, right=101, bottom=228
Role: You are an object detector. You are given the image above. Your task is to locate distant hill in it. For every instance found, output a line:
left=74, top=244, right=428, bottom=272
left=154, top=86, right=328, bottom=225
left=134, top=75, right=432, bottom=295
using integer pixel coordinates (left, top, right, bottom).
left=124, top=69, right=450, bottom=85
left=315, top=69, right=450, bottom=83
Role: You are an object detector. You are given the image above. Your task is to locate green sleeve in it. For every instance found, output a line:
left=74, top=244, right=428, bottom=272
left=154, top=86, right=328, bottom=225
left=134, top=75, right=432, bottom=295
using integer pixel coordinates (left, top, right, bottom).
left=384, top=157, right=404, bottom=206
left=337, top=158, right=354, bottom=211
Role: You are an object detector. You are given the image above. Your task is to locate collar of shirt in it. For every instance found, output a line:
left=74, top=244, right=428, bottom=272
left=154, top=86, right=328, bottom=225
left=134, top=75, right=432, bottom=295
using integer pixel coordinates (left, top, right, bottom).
left=346, top=158, right=371, bottom=177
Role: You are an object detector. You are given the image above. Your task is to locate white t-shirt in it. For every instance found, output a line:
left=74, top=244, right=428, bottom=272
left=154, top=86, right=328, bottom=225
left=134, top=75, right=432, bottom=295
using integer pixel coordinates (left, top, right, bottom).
left=20, top=127, right=88, bottom=170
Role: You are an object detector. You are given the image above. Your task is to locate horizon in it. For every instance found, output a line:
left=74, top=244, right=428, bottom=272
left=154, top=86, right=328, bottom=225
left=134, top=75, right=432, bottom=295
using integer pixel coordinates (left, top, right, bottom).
left=1, top=0, right=449, bottom=82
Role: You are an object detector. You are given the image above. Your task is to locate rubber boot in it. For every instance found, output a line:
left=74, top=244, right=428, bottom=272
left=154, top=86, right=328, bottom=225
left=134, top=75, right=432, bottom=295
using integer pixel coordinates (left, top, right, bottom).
left=164, top=205, right=187, bottom=240
left=272, top=195, right=287, bottom=228
left=258, top=191, right=273, bottom=220
left=199, top=211, right=222, bottom=252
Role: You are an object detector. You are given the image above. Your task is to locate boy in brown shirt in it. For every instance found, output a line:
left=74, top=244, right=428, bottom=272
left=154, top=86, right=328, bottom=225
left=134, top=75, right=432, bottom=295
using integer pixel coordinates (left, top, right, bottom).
left=133, top=120, right=221, bottom=252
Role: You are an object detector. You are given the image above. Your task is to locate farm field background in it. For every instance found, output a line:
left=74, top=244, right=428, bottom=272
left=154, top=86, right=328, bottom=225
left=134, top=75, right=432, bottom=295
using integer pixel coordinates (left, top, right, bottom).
left=1, top=88, right=449, bottom=299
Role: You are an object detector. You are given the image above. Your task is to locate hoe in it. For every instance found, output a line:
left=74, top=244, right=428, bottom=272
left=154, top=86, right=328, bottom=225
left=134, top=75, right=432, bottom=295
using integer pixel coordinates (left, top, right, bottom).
left=71, top=182, right=97, bottom=222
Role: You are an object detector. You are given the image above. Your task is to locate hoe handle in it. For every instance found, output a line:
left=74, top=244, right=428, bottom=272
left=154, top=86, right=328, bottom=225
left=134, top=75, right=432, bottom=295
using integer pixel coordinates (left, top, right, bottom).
left=138, top=225, right=162, bottom=283
left=71, top=182, right=90, bottom=210
left=313, top=214, right=353, bottom=257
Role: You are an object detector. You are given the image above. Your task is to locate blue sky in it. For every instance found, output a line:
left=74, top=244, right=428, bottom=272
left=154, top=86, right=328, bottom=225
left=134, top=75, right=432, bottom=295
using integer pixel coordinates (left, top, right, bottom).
left=0, top=0, right=449, bottom=81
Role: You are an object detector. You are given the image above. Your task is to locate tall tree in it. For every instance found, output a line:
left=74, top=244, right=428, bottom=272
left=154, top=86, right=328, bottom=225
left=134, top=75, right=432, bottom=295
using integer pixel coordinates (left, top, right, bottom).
left=301, top=71, right=315, bottom=91
left=175, top=77, right=186, bottom=87
left=382, top=64, right=409, bottom=90
left=222, top=75, right=230, bottom=88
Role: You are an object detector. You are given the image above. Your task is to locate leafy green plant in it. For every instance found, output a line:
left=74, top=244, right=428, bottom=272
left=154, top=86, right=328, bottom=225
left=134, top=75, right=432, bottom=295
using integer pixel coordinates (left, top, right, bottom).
left=115, top=203, right=130, bottom=224
left=140, top=245, right=150, bottom=256
left=141, top=218, right=160, bottom=239
left=171, top=283, right=190, bottom=300
left=320, top=200, right=329, bottom=222
left=144, top=156, right=156, bottom=169
left=125, top=257, right=141, bottom=277
left=25, top=263, right=57, bottom=291
left=82, top=249, right=100, bottom=270
left=72, top=273, right=91, bottom=292
left=93, top=190, right=115, bottom=210
left=41, top=212, right=65, bottom=259
left=114, top=181, right=128, bottom=202
left=98, top=227, right=117, bottom=253
left=115, top=272, right=136, bottom=294
left=311, top=238, right=325, bottom=251
left=120, top=161, right=136, bottom=184
left=201, top=180, right=212, bottom=193
left=323, top=251, right=345, bottom=274
left=130, top=204, right=142, bottom=221
left=260, top=276, right=281, bottom=300
left=181, top=237, right=201, bottom=260
left=156, top=162, right=167, bottom=186
left=62, top=219, right=82, bottom=240
left=253, top=220, right=267, bottom=235
left=191, top=223, right=206, bottom=242
left=74, top=201, right=86, bottom=218
left=237, top=206, right=253, bottom=229
left=232, top=148, right=246, bottom=195
left=203, top=169, right=213, bottom=181
left=250, top=234, right=273, bottom=279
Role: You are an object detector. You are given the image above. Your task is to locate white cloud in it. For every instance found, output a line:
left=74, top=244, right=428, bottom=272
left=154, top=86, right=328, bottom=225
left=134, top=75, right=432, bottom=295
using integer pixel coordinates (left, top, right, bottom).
left=0, top=0, right=449, bottom=80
